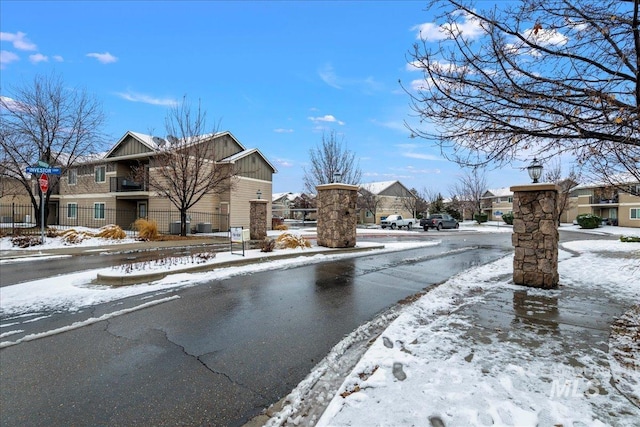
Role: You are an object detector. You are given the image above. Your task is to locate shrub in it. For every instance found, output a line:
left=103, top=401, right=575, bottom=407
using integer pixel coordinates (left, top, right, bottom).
left=260, top=237, right=276, bottom=252
left=134, top=218, right=159, bottom=240
left=502, top=212, right=514, bottom=225
left=60, top=229, right=91, bottom=244
left=276, top=232, right=311, bottom=249
left=11, top=235, right=42, bottom=248
left=274, top=224, right=288, bottom=231
left=576, top=213, right=601, bottom=229
left=474, top=213, right=488, bottom=224
left=95, top=224, right=126, bottom=239
left=620, top=235, right=640, bottom=243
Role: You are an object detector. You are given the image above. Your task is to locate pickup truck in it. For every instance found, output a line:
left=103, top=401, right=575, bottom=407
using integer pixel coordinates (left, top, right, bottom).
left=420, top=213, right=460, bottom=231
left=380, top=214, right=416, bottom=230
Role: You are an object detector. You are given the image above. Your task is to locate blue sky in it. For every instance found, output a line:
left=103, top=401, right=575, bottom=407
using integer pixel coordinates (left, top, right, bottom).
left=1, top=0, right=532, bottom=194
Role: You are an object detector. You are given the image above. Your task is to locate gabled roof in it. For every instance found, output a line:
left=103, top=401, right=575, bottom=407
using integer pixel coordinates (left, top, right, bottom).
left=573, top=173, right=639, bottom=190
left=221, top=148, right=277, bottom=173
left=272, top=192, right=300, bottom=202
left=482, top=187, right=513, bottom=198
left=105, top=131, right=159, bottom=158
left=359, top=180, right=399, bottom=195
left=105, top=130, right=249, bottom=160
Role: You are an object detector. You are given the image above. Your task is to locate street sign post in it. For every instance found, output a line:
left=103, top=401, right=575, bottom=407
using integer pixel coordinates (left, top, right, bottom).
left=24, top=165, right=61, bottom=244
left=39, top=173, right=49, bottom=193
left=38, top=173, right=49, bottom=243
left=26, top=167, right=61, bottom=175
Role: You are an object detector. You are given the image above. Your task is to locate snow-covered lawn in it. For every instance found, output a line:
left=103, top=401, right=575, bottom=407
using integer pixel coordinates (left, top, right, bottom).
left=266, top=238, right=640, bottom=427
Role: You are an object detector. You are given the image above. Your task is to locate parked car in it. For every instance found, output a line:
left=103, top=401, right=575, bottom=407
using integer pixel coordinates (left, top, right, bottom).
left=380, top=214, right=416, bottom=230
left=420, top=213, right=460, bottom=231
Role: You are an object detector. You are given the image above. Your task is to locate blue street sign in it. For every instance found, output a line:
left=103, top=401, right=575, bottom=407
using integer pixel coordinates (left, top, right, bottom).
left=26, top=167, right=62, bottom=175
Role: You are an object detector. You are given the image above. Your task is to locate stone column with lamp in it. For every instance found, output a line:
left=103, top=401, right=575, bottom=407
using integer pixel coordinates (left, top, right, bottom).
left=510, top=159, right=560, bottom=288
left=316, top=176, right=358, bottom=248
left=249, top=189, right=268, bottom=240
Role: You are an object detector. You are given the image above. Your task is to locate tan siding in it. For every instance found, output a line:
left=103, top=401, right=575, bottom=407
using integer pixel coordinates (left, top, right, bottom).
left=229, top=177, right=272, bottom=229
left=109, top=135, right=154, bottom=158
left=214, top=134, right=243, bottom=161
left=236, top=153, right=274, bottom=182
left=618, top=193, right=640, bottom=227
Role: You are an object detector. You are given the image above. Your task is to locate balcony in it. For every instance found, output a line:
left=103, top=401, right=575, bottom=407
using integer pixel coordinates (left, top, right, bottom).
left=593, top=196, right=619, bottom=205
left=110, top=176, right=148, bottom=192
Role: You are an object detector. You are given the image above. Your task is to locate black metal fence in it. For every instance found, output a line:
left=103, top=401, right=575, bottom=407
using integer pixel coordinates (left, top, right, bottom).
left=0, top=203, right=229, bottom=236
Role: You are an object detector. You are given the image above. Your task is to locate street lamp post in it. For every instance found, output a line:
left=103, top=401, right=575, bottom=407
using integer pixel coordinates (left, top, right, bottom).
left=333, top=172, right=342, bottom=183
left=527, top=158, right=543, bottom=183
left=256, top=189, right=262, bottom=199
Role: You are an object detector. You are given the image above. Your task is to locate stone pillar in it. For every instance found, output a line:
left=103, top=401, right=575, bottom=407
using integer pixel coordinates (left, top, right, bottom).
left=510, top=184, right=560, bottom=288
left=249, top=199, right=268, bottom=240
left=316, top=183, right=358, bottom=248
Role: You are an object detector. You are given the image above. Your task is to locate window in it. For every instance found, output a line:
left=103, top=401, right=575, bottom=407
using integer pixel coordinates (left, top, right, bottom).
left=631, top=208, right=640, bottom=220
left=67, top=203, right=77, bottom=219
left=68, top=169, right=77, bottom=185
left=365, top=211, right=373, bottom=218
left=95, top=166, right=106, bottom=183
left=94, top=203, right=105, bottom=220
left=508, top=197, right=513, bottom=203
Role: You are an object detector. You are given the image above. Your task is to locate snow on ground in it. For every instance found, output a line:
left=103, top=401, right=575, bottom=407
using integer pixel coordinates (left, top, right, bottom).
left=1, top=221, right=639, bottom=424
left=264, top=238, right=639, bottom=427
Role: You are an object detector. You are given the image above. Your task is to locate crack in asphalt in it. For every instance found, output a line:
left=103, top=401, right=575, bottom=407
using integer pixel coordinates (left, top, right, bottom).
left=157, top=328, right=270, bottom=402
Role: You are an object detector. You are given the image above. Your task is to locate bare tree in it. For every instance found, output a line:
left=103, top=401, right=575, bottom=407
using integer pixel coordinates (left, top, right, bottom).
left=0, top=72, right=106, bottom=226
left=543, top=160, right=580, bottom=223
left=403, top=0, right=640, bottom=195
left=394, top=186, right=420, bottom=218
left=449, top=167, right=488, bottom=219
left=142, top=98, right=236, bottom=236
left=357, top=186, right=383, bottom=223
left=303, top=130, right=362, bottom=193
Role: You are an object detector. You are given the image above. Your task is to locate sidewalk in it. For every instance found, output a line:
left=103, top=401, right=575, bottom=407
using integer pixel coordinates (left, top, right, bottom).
left=262, top=239, right=640, bottom=427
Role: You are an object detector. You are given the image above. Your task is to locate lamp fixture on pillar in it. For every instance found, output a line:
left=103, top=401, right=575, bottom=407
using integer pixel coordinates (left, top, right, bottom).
left=333, top=172, right=342, bottom=183
left=256, top=189, right=262, bottom=199
left=527, top=158, right=543, bottom=183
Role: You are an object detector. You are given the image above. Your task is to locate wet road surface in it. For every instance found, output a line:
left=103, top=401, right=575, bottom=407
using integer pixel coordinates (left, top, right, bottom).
left=0, top=231, right=611, bottom=426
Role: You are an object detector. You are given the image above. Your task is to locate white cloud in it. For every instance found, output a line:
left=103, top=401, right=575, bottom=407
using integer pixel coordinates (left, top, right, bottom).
left=319, top=63, right=341, bottom=89
left=115, top=91, right=178, bottom=107
left=86, top=52, right=118, bottom=64
left=274, top=128, right=294, bottom=133
left=318, top=63, right=381, bottom=93
left=0, top=31, right=37, bottom=51
left=371, top=119, right=409, bottom=133
left=308, top=114, right=345, bottom=126
left=524, top=27, right=568, bottom=47
left=406, top=165, right=442, bottom=174
left=0, top=50, right=19, bottom=69
left=53, top=55, right=64, bottom=62
left=29, top=53, right=48, bottom=64
left=274, top=158, right=294, bottom=167
left=403, top=152, right=445, bottom=161
left=412, top=10, right=484, bottom=41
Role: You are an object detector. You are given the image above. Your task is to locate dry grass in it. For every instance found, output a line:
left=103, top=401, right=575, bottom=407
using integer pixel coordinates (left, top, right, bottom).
left=275, top=232, right=311, bottom=249
left=260, top=237, right=276, bottom=252
left=134, top=218, right=159, bottom=241
left=274, top=224, right=288, bottom=231
left=95, top=224, right=126, bottom=239
left=57, top=224, right=126, bottom=244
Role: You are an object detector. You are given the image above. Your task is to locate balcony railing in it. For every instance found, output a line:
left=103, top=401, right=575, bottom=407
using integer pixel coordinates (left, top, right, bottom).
left=110, top=176, right=148, bottom=192
left=593, top=196, right=619, bottom=205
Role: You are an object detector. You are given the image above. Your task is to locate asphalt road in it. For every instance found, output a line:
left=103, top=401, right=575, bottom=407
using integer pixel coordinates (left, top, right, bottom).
left=0, top=231, right=604, bottom=426
left=0, top=242, right=230, bottom=287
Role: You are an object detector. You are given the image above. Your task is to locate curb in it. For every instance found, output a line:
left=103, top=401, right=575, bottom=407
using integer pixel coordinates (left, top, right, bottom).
left=96, top=244, right=385, bottom=286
